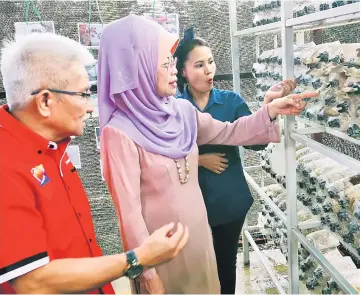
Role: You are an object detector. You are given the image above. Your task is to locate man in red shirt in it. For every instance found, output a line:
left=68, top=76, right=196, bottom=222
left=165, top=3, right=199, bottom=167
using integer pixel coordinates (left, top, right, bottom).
left=0, top=33, right=189, bottom=294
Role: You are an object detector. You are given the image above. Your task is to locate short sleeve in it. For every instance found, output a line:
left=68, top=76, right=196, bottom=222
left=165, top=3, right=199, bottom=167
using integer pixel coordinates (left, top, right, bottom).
left=233, top=94, right=252, bottom=120
left=232, top=93, right=268, bottom=151
left=0, top=173, right=49, bottom=284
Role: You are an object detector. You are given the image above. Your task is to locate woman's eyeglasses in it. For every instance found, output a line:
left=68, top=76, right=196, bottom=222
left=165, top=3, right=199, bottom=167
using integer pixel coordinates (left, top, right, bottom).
left=161, top=57, right=178, bottom=70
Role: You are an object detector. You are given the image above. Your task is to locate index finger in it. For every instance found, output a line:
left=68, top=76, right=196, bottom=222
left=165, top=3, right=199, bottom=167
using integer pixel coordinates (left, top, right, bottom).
left=291, top=92, right=318, bottom=101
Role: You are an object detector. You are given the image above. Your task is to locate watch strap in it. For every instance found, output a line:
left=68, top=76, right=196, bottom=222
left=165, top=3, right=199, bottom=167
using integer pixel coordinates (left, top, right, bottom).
left=126, top=250, right=139, bottom=268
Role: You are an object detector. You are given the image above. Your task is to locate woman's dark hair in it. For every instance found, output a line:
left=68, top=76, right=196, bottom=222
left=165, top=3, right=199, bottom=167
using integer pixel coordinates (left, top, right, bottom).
left=174, top=37, right=210, bottom=94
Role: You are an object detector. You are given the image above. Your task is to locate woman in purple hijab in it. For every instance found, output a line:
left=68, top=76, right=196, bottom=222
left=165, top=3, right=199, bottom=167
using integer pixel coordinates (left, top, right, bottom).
left=98, top=15, right=313, bottom=294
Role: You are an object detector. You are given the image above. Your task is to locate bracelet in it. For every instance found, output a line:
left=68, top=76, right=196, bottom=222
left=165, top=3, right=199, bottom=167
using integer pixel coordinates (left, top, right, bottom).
left=270, top=115, right=277, bottom=122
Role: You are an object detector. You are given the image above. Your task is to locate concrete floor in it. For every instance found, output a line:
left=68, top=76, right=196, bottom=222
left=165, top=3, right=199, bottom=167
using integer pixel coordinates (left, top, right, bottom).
left=111, top=249, right=291, bottom=294
left=235, top=250, right=290, bottom=294
left=111, top=249, right=357, bottom=294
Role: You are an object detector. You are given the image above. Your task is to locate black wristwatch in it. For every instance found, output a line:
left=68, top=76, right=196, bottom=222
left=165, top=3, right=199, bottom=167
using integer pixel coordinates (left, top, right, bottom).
left=125, top=250, right=144, bottom=279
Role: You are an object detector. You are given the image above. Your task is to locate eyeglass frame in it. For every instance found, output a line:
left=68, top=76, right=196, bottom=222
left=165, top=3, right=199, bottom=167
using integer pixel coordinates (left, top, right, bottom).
left=160, top=56, right=178, bottom=70
left=31, top=88, right=92, bottom=98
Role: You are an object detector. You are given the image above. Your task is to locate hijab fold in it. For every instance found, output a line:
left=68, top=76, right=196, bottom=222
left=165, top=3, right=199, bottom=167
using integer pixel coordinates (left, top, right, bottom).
left=98, top=15, right=197, bottom=159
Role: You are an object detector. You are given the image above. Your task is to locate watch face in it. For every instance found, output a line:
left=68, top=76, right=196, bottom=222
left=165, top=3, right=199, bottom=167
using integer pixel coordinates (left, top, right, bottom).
left=127, top=265, right=144, bottom=279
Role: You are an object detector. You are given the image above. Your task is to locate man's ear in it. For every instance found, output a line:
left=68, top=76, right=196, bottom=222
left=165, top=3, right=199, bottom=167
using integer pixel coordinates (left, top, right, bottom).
left=35, top=90, right=52, bottom=117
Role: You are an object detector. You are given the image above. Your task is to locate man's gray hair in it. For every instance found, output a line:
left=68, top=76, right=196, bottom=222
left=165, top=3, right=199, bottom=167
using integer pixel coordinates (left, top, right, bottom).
left=1, top=33, right=95, bottom=110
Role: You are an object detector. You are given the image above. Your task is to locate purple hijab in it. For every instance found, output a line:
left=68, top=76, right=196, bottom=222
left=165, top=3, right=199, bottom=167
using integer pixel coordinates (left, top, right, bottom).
left=98, top=15, right=197, bottom=159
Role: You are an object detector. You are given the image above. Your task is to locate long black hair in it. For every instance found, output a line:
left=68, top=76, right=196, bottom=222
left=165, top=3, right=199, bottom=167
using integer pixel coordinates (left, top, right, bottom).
left=174, top=28, right=210, bottom=94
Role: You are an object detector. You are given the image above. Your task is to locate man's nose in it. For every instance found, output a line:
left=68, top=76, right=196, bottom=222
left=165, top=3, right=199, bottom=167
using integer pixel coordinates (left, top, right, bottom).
left=87, top=99, right=95, bottom=114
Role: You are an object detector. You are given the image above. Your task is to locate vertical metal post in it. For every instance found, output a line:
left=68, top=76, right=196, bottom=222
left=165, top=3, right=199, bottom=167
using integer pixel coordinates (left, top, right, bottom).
left=242, top=214, right=250, bottom=266
left=240, top=150, right=249, bottom=265
left=256, top=36, right=265, bottom=186
left=255, top=36, right=260, bottom=61
left=229, top=0, right=241, bottom=94
left=274, top=34, right=278, bottom=49
left=281, top=1, right=299, bottom=294
left=229, top=0, right=250, bottom=265
left=255, top=36, right=261, bottom=111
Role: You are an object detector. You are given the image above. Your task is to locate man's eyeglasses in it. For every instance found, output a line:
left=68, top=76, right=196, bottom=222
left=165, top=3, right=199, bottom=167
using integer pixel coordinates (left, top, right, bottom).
left=161, top=57, right=177, bottom=70
left=31, top=88, right=92, bottom=98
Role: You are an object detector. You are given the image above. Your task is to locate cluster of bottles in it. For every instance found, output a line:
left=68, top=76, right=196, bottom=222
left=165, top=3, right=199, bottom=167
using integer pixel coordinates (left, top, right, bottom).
left=253, top=41, right=360, bottom=139
left=294, top=42, right=360, bottom=139
left=293, top=0, right=360, bottom=18
left=252, top=47, right=283, bottom=103
left=251, top=1, right=281, bottom=27
left=259, top=195, right=289, bottom=258
left=261, top=144, right=286, bottom=188
left=259, top=139, right=360, bottom=292
left=261, top=143, right=360, bottom=253
left=296, top=145, right=360, bottom=253
left=298, top=239, right=360, bottom=293
left=251, top=1, right=360, bottom=27
left=260, top=181, right=322, bottom=260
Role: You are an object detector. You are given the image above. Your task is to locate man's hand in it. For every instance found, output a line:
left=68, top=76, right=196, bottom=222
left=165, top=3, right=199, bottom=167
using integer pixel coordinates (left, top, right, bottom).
left=267, top=92, right=318, bottom=119
left=139, top=274, right=165, bottom=294
left=199, top=153, right=229, bottom=174
left=8, top=223, right=187, bottom=295
left=135, top=222, right=189, bottom=269
left=264, top=79, right=297, bottom=104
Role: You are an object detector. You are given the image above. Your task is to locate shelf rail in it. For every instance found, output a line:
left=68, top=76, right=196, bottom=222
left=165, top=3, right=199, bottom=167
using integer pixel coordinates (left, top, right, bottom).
left=292, top=228, right=359, bottom=294
left=286, top=2, right=360, bottom=27
left=234, top=2, right=360, bottom=37
left=229, top=0, right=361, bottom=293
left=290, top=132, right=360, bottom=173
left=244, top=170, right=287, bottom=226
left=244, top=230, right=287, bottom=295
left=296, top=117, right=360, bottom=146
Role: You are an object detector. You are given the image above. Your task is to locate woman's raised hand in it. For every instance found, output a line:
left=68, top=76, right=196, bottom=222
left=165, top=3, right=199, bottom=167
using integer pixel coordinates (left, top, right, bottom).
left=264, top=79, right=297, bottom=104
left=267, top=92, right=319, bottom=119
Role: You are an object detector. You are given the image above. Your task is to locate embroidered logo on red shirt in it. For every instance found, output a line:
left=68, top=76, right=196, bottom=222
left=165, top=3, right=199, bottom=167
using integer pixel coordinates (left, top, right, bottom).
left=31, top=164, right=50, bottom=186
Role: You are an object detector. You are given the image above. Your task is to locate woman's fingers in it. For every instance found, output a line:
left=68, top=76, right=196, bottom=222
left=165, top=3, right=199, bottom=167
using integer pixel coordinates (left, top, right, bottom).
left=291, top=92, right=318, bottom=101
left=292, top=101, right=307, bottom=110
left=277, top=79, right=297, bottom=95
left=287, top=79, right=297, bottom=90
left=280, top=80, right=295, bottom=94
left=214, top=166, right=226, bottom=174
left=264, top=79, right=297, bottom=104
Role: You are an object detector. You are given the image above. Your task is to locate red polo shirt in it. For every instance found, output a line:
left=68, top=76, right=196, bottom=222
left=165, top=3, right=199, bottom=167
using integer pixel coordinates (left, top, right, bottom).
left=0, top=105, right=114, bottom=294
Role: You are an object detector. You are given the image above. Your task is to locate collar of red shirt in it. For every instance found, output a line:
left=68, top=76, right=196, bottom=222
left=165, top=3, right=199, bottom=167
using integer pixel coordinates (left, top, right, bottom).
left=0, top=104, right=71, bottom=155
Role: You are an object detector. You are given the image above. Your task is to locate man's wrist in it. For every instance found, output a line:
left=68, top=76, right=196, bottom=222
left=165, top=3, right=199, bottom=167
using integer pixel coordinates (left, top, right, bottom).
left=123, top=250, right=144, bottom=279
left=134, top=246, right=148, bottom=267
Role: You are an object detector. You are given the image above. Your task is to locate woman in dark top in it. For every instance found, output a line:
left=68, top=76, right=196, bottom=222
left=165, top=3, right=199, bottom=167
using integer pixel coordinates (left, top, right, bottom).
left=174, top=28, right=296, bottom=294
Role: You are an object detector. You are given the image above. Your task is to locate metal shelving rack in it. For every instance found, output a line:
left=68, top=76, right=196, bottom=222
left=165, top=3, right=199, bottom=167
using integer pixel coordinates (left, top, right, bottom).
left=228, top=1, right=360, bottom=294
